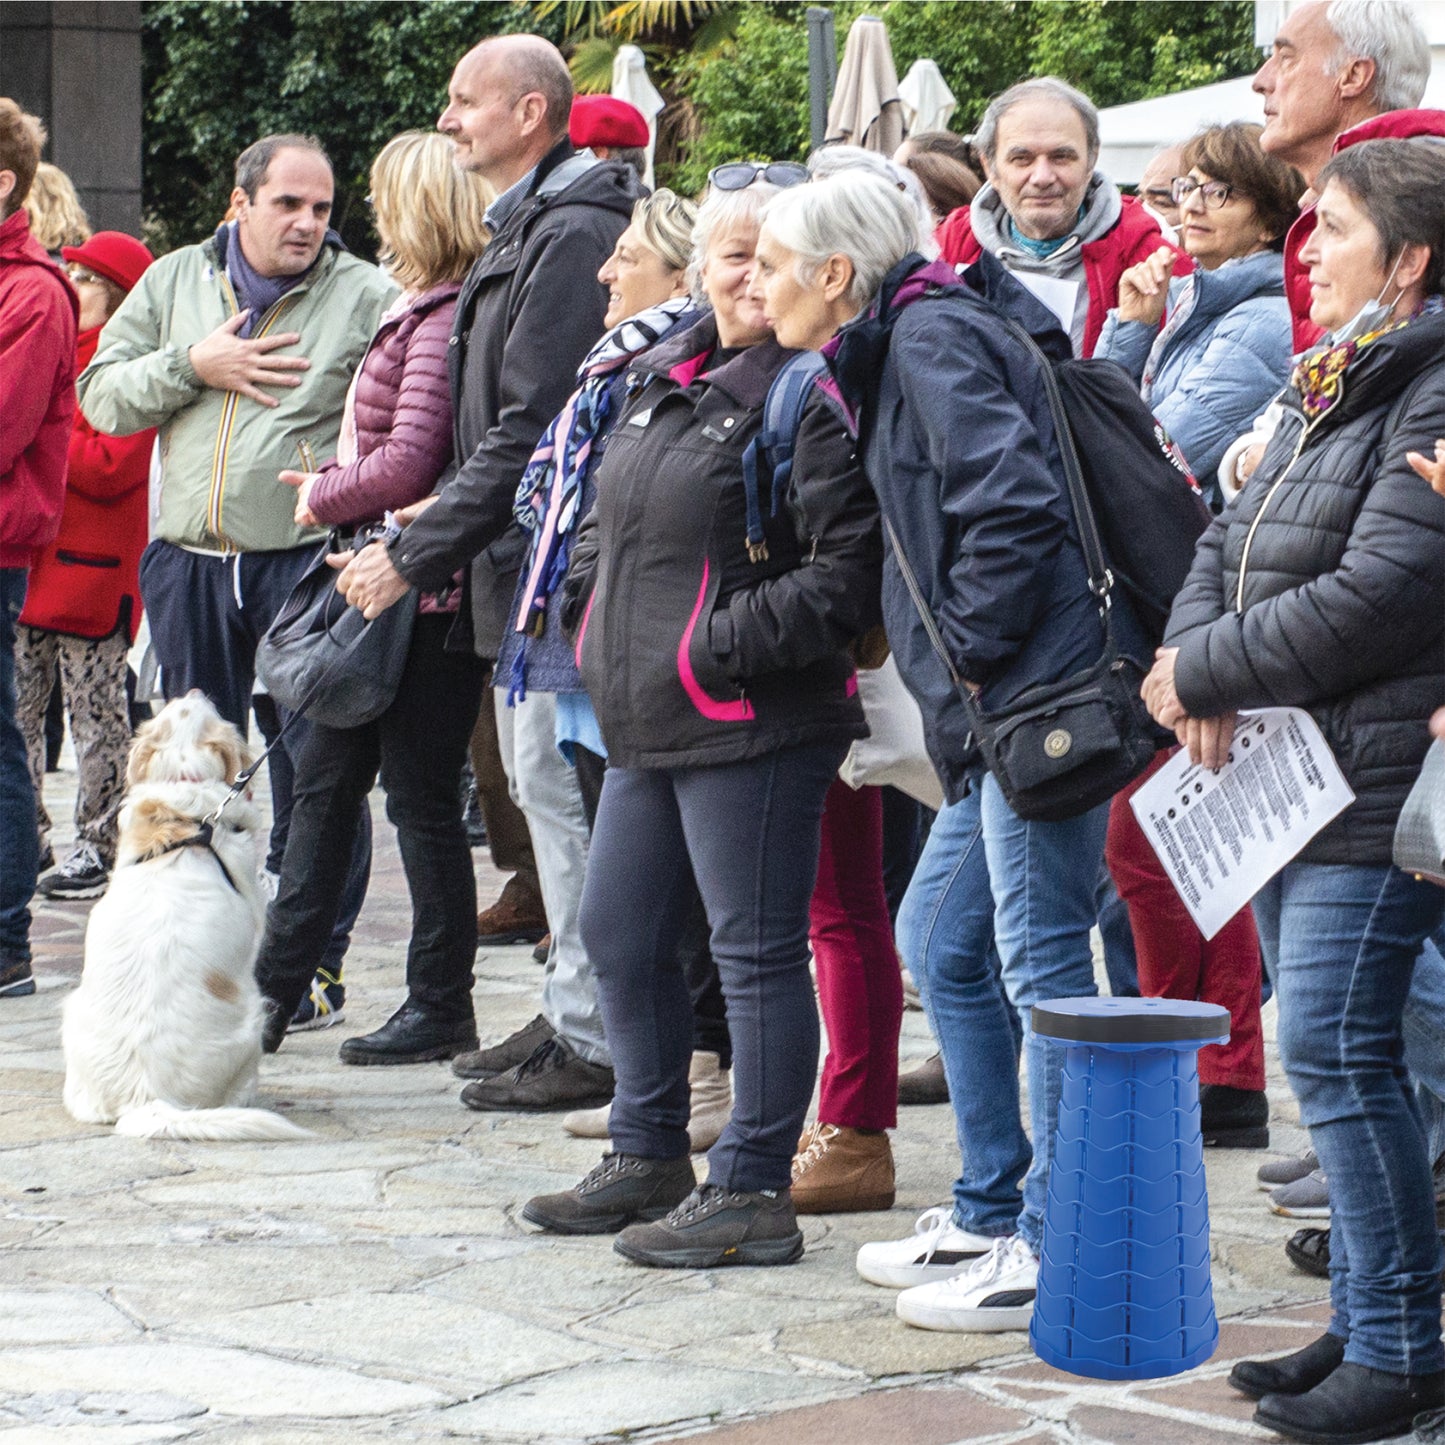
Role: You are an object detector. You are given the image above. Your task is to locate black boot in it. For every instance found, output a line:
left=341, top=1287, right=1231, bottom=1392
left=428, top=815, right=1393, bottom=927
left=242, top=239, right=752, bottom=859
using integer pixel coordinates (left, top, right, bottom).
left=1230, top=1332, right=1345, bottom=1400
left=1254, top=1360, right=1444, bottom=1444
left=1200, top=1083, right=1269, bottom=1148
left=338, top=1002, right=478, bottom=1066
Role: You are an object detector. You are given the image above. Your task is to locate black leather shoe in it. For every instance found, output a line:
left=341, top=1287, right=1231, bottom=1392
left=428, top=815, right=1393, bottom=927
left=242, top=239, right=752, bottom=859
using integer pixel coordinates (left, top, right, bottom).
left=459, top=1036, right=613, bottom=1112
left=1285, top=1227, right=1332, bottom=1280
left=1200, top=1083, right=1269, bottom=1148
left=451, top=1013, right=555, bottom=1079
left=1230, top=1332, right=1345, bottom=1401
left=338, top=1003, right=478, bottom=1066
left=522, top=1153, right=697, bottom=1235
left=1254, top=1361, right=1444, bottom=1443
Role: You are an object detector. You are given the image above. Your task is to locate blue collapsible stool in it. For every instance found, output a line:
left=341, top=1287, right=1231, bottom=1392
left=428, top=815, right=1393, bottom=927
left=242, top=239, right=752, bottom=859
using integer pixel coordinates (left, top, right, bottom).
left=1029, top=997, right=1230, bottom=1380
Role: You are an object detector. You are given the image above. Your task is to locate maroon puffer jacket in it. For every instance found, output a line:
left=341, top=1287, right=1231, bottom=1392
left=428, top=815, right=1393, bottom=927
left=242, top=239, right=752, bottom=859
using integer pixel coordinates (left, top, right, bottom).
left=306, top=281, right=459, bottom=526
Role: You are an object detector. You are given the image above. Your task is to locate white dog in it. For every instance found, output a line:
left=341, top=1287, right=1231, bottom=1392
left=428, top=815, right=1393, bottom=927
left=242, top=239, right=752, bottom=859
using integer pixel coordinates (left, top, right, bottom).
left=62, top=693, right=310, bottom=1141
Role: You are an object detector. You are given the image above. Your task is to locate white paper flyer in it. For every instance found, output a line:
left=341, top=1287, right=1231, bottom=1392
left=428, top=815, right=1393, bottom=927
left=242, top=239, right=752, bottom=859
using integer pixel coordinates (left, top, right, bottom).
left=1129, top=709, right=1355, bottom=939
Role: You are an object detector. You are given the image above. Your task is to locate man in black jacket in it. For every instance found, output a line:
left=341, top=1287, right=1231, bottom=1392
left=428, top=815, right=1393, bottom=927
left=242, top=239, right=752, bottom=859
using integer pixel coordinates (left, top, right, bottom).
left=334, top=34, right=640, bottom=1100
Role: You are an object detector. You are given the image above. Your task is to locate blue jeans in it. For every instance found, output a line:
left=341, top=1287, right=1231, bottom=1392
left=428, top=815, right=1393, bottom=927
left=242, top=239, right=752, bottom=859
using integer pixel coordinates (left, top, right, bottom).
left=1404, top=928, right=1445, bottom=1166
left=583, top=744, right=843, bottom=1193
left=1253, top=862, right=1445, bottom=1375
left=0, top=569, right=38, bottom=965
left=897, top=773, right=1108, bottom=1252
left=979, top=773, right=1108, bottom=1253
left=897, top=784, right=1025, bottom=1239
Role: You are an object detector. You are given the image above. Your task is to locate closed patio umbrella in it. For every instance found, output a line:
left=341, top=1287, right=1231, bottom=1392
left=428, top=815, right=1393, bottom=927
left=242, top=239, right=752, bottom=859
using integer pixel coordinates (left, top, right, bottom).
left=611, top=43, right=666, bottom=189
left=824, top=14, right=904, bottom=155
left=898, top=58, right=957, bottom=135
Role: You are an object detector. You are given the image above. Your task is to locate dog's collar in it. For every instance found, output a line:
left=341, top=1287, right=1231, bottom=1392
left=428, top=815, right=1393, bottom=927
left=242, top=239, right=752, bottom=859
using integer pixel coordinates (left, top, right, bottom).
left=134, top=822, right=243, bottom=895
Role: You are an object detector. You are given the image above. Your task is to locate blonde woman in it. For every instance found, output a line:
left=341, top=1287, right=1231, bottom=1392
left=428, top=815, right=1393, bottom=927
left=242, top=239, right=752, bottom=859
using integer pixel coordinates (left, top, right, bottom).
left=24, top=162, right=89, bottom=257
left=255, top=132, right=494, bottom=1059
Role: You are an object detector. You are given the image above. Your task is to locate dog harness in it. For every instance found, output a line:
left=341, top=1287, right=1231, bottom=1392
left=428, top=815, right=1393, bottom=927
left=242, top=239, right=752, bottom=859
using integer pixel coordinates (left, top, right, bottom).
left=138, top=821, right=243, bottom=895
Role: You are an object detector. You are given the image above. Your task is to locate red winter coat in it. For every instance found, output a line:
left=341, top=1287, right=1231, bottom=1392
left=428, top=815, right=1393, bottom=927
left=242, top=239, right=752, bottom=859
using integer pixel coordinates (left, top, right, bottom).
left=305, top=282, right=459, bottom=527
left=0, top=208, right=78, bottom=568
left=1283, top=108, right=1445, bottom=353
left=937, top=194, right=1182, bottom=358
left=19, top=325, right=154, bottom=640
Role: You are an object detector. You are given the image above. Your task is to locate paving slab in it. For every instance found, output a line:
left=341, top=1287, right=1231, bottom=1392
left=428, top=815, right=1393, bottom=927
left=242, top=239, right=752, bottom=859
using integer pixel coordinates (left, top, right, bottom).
left=2, top=755, right=1386, bottom=1443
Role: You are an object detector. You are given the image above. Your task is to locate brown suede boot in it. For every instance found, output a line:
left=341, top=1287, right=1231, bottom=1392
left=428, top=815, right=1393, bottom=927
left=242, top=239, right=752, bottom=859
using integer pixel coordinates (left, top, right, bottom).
left=790, top=1122, right=896, bottom=1214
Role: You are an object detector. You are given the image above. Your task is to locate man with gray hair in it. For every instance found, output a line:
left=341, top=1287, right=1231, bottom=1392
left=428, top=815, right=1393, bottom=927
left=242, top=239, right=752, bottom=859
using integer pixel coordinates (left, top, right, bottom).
left=332, top=34, right=641, bottom=1098
left=938, top=75, right=1180, bottom=358
left=1253, top=0, right=1441, bottom=351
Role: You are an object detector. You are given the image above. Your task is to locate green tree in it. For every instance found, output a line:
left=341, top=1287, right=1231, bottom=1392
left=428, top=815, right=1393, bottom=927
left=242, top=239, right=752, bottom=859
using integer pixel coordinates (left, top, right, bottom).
left=141, top=1, right=553, bottom=255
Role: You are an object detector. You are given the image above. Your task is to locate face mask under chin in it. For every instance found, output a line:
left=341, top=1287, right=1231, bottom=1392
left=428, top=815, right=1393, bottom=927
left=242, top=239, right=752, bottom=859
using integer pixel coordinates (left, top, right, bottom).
left=1328, top=250, right=1406, bottom=346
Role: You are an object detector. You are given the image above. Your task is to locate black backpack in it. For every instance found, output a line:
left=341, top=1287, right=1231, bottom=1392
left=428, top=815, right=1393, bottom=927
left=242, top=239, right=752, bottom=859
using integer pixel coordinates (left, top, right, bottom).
left=1049, top=354, right=1212, bottom=645
left=909, top=261, right=1213, bottom=646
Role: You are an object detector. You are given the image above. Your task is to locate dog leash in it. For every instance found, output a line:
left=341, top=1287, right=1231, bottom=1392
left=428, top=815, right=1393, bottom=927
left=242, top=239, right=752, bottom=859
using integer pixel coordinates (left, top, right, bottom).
left=200, top=527, right=403, bottom=830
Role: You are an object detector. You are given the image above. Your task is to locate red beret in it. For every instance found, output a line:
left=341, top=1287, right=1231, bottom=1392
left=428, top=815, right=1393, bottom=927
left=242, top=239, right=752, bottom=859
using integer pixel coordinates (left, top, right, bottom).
left=62, top=231, right=155, bottom=293
left=570, top=95, right=650, bottom=150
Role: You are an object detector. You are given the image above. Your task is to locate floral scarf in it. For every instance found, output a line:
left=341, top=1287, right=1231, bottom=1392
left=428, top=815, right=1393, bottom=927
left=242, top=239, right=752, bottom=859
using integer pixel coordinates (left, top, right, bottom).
left=1293, top=297, right=1444, bottom=420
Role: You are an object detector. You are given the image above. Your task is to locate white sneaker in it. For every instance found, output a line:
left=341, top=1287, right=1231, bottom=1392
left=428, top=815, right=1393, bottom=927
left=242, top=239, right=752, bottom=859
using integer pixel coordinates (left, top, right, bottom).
left=856, top=1206, right=1001, bottom=1288
left=895, top=1233, right=1038, bottom=1332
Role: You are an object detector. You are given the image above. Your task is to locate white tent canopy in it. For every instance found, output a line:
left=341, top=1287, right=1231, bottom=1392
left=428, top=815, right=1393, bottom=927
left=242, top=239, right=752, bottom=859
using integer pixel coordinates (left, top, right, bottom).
left=1098, top=62, right=1445, bottom=183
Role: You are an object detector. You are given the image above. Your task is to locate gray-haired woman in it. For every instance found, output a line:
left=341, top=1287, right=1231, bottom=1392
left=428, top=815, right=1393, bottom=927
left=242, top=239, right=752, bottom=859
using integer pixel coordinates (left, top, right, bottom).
left=754, top=171, right=1154, bottom=1335
left=521, top=166, right=884, bottom=1267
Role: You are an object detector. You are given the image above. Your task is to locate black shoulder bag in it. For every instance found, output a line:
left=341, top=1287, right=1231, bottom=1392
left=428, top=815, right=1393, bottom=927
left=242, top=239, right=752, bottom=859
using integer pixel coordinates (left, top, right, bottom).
left=256, top=524, right=419, bottom=731
left=884, top=316, right=1159, bottom=823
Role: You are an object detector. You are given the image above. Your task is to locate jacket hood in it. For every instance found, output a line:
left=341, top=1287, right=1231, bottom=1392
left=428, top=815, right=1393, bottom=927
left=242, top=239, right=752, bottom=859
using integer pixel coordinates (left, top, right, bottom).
left=1333, top=108, right=1445, bottom=151
left=0, top=210, right=80, bottom=316
left=825, top=249, right=1069, bottom=428
left=532, top=141, right=643, bottom=221
left=1167, top=248, right=1283, bottom=333
left=968, top=171, right=1122, bottom=268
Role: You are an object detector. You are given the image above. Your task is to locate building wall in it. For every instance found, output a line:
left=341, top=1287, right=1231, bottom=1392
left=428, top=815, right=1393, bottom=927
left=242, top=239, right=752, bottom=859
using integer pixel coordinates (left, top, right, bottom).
left=0, top=2, right=143, bottom=236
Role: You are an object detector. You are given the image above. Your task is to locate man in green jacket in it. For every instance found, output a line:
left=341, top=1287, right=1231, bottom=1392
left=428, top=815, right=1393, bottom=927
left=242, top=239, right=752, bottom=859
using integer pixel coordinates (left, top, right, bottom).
left=78, top=133, right=395, bottom=1020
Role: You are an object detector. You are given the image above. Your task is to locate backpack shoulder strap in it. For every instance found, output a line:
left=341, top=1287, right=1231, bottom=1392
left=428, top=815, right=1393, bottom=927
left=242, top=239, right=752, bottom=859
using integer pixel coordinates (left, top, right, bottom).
left=741, top=351, right=829, bottom=563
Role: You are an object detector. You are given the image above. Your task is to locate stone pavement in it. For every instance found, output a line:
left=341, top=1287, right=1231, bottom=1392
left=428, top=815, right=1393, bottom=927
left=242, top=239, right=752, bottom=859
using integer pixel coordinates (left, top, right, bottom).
left=2, top=755, right=1338, bottom=1444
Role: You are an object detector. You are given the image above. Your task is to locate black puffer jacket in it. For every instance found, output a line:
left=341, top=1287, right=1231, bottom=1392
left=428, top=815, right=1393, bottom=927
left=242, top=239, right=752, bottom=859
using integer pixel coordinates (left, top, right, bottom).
left=1165, top=311, right=1445, bottom=863
left=391, top=141, right=640, bottom=656
left=564, top=315, right=882, bottom=769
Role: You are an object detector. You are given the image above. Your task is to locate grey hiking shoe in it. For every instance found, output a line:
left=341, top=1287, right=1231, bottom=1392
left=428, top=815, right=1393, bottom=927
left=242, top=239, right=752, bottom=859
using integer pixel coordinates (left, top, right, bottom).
left=522, top=1153, right=696, bottom=1236
left=1257, top=1148, right=1319, bottom=1191
left=614, top=1181, right=804, bottom=1269
left=1268, top=1168, right=1330, bottom=1219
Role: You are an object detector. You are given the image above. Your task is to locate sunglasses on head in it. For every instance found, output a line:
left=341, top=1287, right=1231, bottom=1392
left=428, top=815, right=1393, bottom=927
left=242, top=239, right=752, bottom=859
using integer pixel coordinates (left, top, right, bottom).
left=708, top=161, right=810, bottom=192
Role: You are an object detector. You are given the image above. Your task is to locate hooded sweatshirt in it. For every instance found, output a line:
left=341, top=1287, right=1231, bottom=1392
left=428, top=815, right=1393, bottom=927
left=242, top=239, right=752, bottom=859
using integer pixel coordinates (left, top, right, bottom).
left=938, top=176, right=1183, bottom=357
left=0, top=208, right=78, bottom=567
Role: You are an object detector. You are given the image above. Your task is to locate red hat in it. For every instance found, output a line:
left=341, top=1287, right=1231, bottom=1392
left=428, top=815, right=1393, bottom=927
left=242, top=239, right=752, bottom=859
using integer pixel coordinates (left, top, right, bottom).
left=570, top=95, right=650, bottom=150
left=62, top=231, right=155, bottom=293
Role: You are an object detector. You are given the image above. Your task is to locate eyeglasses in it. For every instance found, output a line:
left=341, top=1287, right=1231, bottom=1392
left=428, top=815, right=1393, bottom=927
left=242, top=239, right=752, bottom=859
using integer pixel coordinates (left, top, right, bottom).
left=1141, top=186, right=1176, bottom=206
left=1171, top=176, right=1237, bottom=210
left=708, top=162, right=810, bottom=192
left=68, top=267, right=103, bottom=285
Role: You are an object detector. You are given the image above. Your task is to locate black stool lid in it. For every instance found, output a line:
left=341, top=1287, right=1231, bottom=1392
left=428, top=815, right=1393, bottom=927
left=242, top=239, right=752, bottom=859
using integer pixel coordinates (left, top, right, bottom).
left=1031, top=997, right=1230, bottom=1045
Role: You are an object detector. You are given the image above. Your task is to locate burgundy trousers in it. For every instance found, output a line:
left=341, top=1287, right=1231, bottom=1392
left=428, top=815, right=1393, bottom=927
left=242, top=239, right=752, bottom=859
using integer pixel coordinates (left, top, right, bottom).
left=1106, top=748, right=1266, bottom=1090
left=810, top=780, right=904, bottom=1129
